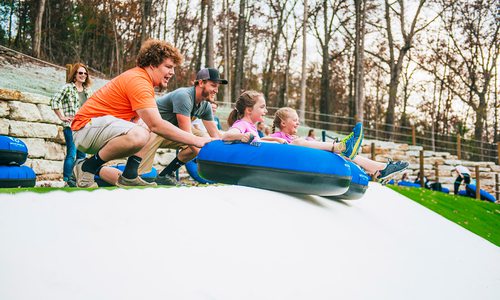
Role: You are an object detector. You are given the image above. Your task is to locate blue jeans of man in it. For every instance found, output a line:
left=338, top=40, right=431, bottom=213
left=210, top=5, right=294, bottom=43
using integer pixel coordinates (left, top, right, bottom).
left=63, top=127, right=86, bottom=181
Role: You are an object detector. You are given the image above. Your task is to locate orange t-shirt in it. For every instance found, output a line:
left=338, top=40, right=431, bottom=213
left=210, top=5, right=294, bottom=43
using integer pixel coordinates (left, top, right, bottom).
left=71, top=67, right=157, bottom=131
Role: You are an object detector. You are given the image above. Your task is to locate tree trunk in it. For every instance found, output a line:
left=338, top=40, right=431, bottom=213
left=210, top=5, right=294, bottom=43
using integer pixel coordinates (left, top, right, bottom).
left=223, top=0, right=232, bottom=106
left=353, top=0, right=365, bottom=122
left=32, top=0, right=46, bottom=58
left=205, top=0, right=214, bottom=67
left=195, top=1, right=206, bottom=72
left=140, top=0, right=152, bottom=46
left=262, top=1, right=289, bottom=105
left=232, top=0, right=246, bottom=101
left=299, top=0, right=308, bottom=123
left=319, top=0, right=330, bottom=126
left=383, top=0, right=426, bottom=139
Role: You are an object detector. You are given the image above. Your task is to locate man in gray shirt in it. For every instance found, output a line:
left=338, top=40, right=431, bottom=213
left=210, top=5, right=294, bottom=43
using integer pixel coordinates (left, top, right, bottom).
left=138, top=68, right=227, bottom=185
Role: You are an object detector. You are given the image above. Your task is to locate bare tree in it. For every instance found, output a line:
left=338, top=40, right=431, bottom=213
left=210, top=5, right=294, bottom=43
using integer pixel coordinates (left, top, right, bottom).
left=195, top=1, right=206, bottom=71
left=262, top=0, right=296, bottom=105
left=366, top=0, right=434, bottom=138
left=232, top=0, right=246, bottom=101
left=205, top=0, right=214, bottom=67
left=32, top=0, right=46, bottom=58
left=311, top=0, right=344, bottom=125
left=353, top=0, right=366, bottom=122
left=223, top=0, right=232, bottom=105
left=299, top=0, right=308, bottom=123
left=140, top=0, right=152, bottom=45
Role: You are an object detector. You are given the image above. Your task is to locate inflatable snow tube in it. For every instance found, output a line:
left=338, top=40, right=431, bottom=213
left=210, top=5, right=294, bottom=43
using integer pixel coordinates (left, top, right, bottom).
left=95, top=165, right=158, bottom=187
left=0, top=165, right=36, bottom=188
left=465, top=184, right=496, bottom=203
left=185, top=157, right=214, bottom=184
left=440, top=187, right=450, bottom=194
left=0, top=135, right=28, bottom=165
left=398, top=181, right=421, bottom=188
left=324, top=160, right=369, bottom=200
left=198, top=140, right=351, bottom=196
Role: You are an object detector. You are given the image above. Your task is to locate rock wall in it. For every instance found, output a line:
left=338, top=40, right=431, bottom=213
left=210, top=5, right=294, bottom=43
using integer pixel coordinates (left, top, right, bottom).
left=0, top=88, right=498, bottom=197
left=0, top=88, right=176, bottom=185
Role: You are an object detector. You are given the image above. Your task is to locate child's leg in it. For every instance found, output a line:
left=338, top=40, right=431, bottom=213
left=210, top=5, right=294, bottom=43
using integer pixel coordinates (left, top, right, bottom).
left=291, top=138, right=333, bottom=151
left=352, top=155, right=386, bottom=175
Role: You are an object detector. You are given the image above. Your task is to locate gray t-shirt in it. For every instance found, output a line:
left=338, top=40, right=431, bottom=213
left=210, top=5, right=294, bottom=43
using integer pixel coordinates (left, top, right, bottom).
left=156, top=86, right=213, bottom=127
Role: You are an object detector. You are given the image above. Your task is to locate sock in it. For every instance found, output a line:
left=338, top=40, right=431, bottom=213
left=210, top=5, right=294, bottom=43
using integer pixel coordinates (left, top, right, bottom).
left=159, top=157, right=185, bottom=177
left=122, top=155, right=142, bottom=179
left=82, top=152, right=106, bottom=174
left=332, top=142, right=345, bottom=153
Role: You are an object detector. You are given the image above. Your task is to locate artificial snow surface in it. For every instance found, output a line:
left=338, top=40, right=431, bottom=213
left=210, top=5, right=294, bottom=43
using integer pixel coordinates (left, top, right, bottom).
left=0, top=183, right=499, bottom=300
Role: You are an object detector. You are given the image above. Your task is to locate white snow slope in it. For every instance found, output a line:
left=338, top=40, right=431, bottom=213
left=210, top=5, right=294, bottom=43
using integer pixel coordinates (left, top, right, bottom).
left=0, top=183, right=499, bottom=300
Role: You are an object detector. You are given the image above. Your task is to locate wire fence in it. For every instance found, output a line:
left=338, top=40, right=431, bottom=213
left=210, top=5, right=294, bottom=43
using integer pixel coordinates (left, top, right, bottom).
left=265, top=106, right=499, bottom=164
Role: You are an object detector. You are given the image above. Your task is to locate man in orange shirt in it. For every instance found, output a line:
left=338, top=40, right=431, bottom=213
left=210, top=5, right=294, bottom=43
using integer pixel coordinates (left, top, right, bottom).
left=71, top=39, right=212, bottom=188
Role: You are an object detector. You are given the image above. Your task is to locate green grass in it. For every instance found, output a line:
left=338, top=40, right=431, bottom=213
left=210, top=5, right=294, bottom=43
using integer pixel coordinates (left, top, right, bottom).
left=388, top=185, right=500, bottom=246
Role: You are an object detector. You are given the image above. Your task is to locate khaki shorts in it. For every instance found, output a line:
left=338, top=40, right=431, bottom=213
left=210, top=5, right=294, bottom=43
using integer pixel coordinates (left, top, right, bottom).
left=73, top=115, right=139, bottom=154
left=138, top=127, right=207, bottom=174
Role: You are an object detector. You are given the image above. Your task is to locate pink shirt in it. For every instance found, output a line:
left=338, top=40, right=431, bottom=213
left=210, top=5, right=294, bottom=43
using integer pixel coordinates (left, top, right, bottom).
left=270, top=131, right=294, bottom=144
left=231, top=120, right=260, bottom=140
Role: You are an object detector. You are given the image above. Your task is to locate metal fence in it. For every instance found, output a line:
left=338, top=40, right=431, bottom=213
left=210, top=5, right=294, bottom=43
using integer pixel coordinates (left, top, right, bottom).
left=266, top=106, right=499, bottom=164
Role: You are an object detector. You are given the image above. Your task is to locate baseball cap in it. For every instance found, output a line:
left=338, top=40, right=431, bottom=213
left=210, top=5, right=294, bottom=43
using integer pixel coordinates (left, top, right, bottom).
left=195, top=68, right=228, bottom=85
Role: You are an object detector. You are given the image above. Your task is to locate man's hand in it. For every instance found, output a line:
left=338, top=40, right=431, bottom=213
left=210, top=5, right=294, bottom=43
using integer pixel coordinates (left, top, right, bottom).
left=195, top=136, right=220, bottom=148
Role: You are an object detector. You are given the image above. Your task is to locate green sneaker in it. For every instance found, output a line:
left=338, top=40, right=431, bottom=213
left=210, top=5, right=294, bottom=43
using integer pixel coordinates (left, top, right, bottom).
left=340, top=122, right=364, bottom=159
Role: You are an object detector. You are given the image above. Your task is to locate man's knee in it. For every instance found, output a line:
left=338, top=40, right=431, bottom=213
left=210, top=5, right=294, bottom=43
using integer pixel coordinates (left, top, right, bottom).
left=125, top=127, right=151, bottom=150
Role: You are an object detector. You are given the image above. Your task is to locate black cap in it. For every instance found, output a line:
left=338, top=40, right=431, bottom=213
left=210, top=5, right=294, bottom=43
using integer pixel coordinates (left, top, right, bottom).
left=195, top=68, right=228, bottom=85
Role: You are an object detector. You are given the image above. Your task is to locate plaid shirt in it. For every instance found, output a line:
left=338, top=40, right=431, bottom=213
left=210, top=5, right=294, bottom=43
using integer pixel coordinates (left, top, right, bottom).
left=50, top=83, right=90, bottom=127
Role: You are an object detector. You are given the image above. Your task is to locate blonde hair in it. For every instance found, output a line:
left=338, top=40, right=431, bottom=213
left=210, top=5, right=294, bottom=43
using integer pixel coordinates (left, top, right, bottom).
left=67, top=63, right=92, bottom=88
left=227, top=90, right=263, bottom=127
left=272, top=107, right=296, bottom=133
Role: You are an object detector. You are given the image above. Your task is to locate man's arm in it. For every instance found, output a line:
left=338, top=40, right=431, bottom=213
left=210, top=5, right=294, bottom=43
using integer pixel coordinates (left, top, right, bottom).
left=137, top=107, right=211, bottom=148
left=176, top=113, right=193, bottom=133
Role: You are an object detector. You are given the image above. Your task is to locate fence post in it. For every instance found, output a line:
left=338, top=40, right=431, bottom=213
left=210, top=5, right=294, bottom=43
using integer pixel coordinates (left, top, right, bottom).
left=65, top=64, right=72, bottom=82
left=371, top=143, right=376, bottom=182
left=412, top=125, right=416, bottom=146
left=434, top=161, right=439, bottom=182
left=457, top=134, right=461, bottom=160
left=419, top=150, right=425, bottom=188
left=497, top=142, right=500, bottom=165
left=475, top=165, right=480, bottom=200
left=496, top=173, right=499, bottom=202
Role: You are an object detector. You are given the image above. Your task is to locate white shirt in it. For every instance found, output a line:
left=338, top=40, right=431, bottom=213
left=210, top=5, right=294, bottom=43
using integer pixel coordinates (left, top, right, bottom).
left=455, top=165, right=471, bottom=175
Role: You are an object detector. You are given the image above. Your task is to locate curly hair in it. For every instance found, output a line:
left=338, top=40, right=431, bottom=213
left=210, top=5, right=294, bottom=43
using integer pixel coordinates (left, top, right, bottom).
left=67, top=63, right=92, bottom=88
left=136, top=39, right=184, bottom=68
left=227, top=90, right=264, bottom=127
left=272, top=107, right=295, bottom=133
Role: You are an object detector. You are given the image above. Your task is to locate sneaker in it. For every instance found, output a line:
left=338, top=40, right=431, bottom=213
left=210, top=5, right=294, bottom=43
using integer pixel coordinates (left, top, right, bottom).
left=155, top=174, right=178, bottom=186
left=116, top=174, right=157, bottom=187
left=340, top=122, right=364, bottom=159
left=73, top=159, right=98, bottom=188
left=377, top=160, right=409, bottom=181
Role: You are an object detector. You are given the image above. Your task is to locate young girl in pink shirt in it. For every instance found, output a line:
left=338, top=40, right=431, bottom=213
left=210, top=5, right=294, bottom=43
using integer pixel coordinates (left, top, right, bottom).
left=223, top=91, right=363, bottom=160
left=270, top=107, right=409, bottom=180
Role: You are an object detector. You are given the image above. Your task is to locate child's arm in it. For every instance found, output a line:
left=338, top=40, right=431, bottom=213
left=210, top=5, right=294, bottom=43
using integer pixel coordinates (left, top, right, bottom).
left=222, top=128, right=252, bottom=143
left=261, top=136, right=287, bottom=144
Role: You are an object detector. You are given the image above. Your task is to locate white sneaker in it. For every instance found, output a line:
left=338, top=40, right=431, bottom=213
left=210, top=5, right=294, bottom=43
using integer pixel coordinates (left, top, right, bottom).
left=116, top=175, right=157, bottom=187
left=73, top=160, right=98, bottom=188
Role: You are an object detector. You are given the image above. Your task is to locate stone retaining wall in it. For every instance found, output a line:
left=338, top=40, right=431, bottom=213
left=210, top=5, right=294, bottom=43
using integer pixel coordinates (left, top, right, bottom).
left=0, top=88, right=498, bottom=197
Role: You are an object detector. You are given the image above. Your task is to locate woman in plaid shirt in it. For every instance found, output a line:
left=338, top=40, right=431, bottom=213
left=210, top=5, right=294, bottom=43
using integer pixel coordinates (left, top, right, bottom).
left=50, top=63, right=92, bottom=186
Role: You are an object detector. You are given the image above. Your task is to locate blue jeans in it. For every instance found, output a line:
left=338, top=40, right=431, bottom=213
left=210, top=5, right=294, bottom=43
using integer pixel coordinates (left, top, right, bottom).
left=63, top=127, right=86, bottom=181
